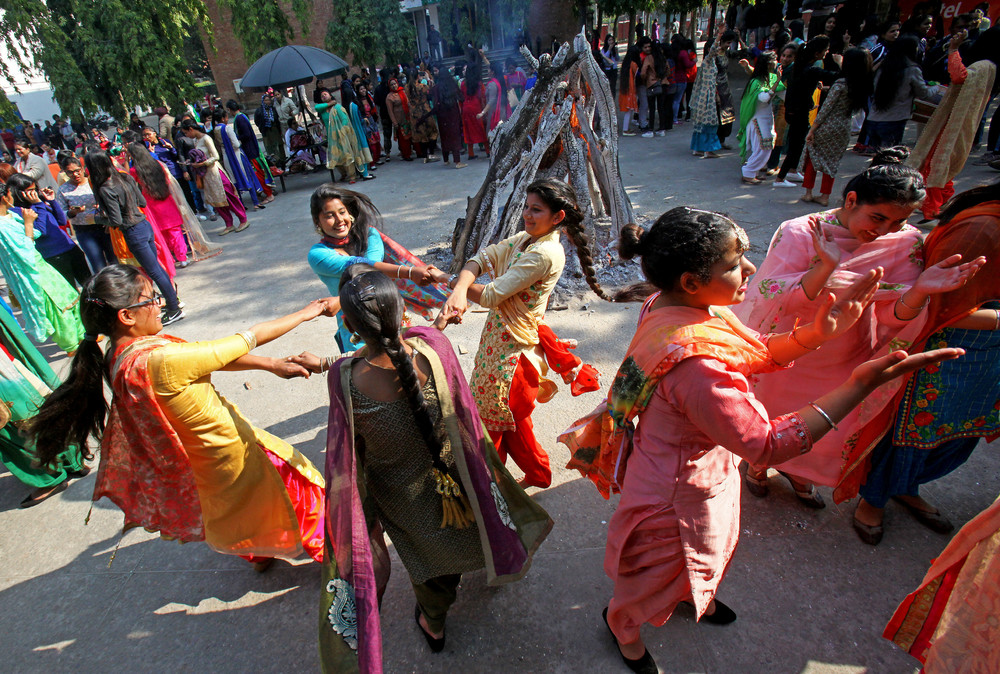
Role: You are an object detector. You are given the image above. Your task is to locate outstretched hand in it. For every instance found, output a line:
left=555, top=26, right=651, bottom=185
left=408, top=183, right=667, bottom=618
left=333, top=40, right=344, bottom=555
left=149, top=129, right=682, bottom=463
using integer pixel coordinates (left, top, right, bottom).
left=852, top=347, right=965, bottom=389
left=809, top=217, right=841, bottom=269
left=812, top=268, right=883, bottom=340
left=913, top=254, right=986, bottom=296
left=289, top=351, right=323, bottom=374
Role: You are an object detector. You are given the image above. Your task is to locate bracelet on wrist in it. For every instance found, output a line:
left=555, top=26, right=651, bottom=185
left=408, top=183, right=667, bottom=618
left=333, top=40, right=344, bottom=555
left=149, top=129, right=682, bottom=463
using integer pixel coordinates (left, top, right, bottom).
left=790, top=324, right=819, bottom=351
left=448, top=273, right=458, bottom=288
left=994, top=309, right=999, bottom=331
left=899, top=293, right=929, bottom=311
left=808, top=402, right=838, bottom=430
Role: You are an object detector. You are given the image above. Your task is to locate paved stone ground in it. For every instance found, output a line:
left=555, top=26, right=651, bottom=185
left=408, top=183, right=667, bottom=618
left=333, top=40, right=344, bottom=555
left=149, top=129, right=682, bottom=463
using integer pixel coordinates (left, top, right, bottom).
left=2, top=104, right=999, bottom=673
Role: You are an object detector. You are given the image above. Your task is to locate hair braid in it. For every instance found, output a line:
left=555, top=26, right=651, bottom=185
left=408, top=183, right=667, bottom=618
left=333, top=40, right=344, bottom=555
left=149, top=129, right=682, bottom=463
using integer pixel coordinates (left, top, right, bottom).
left=382, top=335, right=448, bottom=474
left=564, top=218, right=614, bottom=301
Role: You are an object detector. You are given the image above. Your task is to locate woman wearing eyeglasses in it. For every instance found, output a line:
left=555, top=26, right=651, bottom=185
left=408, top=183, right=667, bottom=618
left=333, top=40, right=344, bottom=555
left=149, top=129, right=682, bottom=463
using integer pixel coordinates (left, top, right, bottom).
left=30, top=264, right=336, bottom=569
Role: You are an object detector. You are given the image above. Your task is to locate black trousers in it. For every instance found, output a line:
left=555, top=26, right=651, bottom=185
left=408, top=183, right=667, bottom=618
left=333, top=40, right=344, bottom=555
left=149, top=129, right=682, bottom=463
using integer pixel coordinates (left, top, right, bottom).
left=647, top=91, right=674, bottom=131
left=45, top=246, right=92, bottom=289
left=381, top=118, right=394, bottom=156
left=778, top=115, right=810, bottom=180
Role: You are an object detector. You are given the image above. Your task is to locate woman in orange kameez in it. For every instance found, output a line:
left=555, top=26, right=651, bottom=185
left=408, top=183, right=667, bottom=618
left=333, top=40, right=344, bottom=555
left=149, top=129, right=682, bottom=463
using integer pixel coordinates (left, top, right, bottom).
left=31, top=265, right=333, bottom=568
left=560, top=207, right=962, bottom=674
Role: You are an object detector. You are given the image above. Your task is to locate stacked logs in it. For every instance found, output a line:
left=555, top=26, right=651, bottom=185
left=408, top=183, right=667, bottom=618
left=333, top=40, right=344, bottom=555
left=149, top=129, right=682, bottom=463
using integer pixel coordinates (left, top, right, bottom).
left=450, top=31, right=636, bottom=272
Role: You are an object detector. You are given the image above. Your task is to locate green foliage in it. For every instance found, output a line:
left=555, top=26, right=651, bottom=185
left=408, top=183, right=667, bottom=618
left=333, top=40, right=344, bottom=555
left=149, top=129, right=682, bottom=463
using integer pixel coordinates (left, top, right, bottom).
left=217, top=0, right=313, bottom=62
left=325, top=0, right=415, bottom=68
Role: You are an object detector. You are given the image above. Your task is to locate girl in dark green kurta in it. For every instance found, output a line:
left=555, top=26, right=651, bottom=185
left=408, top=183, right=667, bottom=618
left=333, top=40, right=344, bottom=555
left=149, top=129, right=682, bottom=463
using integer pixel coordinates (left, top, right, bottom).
left=0, top=304, right=87, bottom=507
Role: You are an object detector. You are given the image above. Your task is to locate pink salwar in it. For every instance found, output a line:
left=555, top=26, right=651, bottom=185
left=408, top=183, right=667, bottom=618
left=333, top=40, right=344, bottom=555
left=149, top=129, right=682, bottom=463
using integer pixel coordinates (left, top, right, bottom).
left=605, top=355, right=811, bottom=644
left=216, top=171, right=247, bottom=230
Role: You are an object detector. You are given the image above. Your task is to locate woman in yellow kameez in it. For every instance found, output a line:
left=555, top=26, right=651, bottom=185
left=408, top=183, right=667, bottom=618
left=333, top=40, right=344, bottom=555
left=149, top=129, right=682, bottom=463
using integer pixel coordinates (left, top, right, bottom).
left=31, top=264, right=334, bottom=568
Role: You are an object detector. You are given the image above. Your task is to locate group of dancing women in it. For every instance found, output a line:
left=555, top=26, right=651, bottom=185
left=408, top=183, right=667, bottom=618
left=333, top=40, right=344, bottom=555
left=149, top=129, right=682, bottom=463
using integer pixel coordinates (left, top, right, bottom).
left=21, top=149, right=1000, bottom=672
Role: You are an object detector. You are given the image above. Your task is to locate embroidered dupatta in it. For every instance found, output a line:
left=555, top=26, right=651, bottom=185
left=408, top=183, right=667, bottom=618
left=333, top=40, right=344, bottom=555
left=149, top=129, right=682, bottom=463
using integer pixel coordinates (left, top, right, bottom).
left=559, top=297, right=784, bottom=499
left=95, top=335, right=205, bottom=542
left=318, top=327, right=552, bottom=673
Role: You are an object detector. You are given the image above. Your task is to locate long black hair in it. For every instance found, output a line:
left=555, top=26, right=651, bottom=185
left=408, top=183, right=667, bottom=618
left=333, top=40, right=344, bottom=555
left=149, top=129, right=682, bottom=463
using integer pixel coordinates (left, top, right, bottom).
left=340, top=271, right=449, bottom=475
left=616, top=207, right=749, bottom=301
left=873, top=36, right=920, bottom=111
left=436, top=68, right=461, bottom=108
left=126, top=142, right=170, bottom=201
left=30, top=265, right=145, bottom=466
left=308, top=183, right=382, bottom=256
left=5, top=173, right=39, bottom=208
left=839, top=47, right=874, bottom=112
left=464, top=60, right=482, bottom=97
left=750, top=50, right=777, bottom=83
left=489, top=60, right=508, bottom=100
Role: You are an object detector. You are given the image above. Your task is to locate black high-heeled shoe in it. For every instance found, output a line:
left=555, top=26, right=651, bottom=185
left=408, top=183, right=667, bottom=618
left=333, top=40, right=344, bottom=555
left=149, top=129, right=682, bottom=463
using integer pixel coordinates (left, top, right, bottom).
left=414, top=604, right=445, bottom=653
left=602, top=607, right=658, bottom=674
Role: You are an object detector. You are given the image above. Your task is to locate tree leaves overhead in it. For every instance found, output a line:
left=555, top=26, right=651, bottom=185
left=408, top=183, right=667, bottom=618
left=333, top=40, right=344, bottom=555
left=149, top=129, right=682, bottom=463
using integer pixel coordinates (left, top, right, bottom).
left=1, top=0, right=315, bottom=122
left=325, top=0, right=415, bottom=68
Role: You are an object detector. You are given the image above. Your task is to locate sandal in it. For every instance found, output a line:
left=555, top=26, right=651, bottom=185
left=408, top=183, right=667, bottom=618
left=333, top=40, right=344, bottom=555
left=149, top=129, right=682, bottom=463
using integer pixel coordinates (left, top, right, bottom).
left=234, top=221, right=250, bottom=233
left=777, top=471, right=825, bottom=509
left=218, top=227, right=234, bottom=236
left=852, top=516, right=884, bottom=545
left=741, top=177, right=762, bottom=185
left=20, top=480, right=68, bottom=508
left=415, top=604, right=445, bottom=652
left=743, top=466, right=769, bottom=497
left=892, top=496, right=954, bottom=533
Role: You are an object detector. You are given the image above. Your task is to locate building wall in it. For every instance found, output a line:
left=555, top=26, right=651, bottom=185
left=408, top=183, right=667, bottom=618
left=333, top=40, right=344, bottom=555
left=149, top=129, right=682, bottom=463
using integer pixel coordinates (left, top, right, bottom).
left=199, top=0, right=335, bottom=107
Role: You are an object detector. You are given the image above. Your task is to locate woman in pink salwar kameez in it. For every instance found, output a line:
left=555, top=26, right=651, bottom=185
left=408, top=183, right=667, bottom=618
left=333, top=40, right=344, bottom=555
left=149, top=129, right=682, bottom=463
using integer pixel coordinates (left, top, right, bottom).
left=560, top=207, right=963, bottom=674
left=736, top=151, right=985, bottom=508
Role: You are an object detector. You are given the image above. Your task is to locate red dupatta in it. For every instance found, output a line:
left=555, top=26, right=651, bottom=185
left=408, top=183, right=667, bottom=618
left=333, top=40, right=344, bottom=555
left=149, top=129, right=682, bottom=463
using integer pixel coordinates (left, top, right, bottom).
left=93, top=335, right=204, bottom=542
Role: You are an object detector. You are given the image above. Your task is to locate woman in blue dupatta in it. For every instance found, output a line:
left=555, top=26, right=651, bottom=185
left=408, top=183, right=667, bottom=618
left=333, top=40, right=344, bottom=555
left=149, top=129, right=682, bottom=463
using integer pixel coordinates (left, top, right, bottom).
left=347, top=99, right=376, bottom=178
left=310, top=272, right=551, bottom=673
left=211, top=109, right=265, bottom=210
left=850, top=181, right=1000, bottom=545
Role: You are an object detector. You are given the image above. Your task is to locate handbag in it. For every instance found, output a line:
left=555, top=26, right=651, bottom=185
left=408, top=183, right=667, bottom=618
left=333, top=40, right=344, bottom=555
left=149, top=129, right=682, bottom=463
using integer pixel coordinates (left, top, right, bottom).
left=648, top=84, right=663, bottom=95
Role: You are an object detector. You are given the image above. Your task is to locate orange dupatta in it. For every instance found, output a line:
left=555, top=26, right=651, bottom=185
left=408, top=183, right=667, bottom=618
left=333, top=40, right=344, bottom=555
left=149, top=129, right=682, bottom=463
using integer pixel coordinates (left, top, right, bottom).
left=559, top=295, right=784, bottom=498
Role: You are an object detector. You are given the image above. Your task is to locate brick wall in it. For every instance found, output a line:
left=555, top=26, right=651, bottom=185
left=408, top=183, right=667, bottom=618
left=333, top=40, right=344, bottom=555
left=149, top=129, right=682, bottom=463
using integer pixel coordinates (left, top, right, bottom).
left=526, top=0, right=583, bottom=51
left=199, top=0, right=336, bottom=108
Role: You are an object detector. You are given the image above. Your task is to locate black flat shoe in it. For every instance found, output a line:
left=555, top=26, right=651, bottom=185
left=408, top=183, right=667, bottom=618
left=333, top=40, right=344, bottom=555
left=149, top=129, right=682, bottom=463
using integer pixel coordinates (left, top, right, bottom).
left=19, top=480, right=68, bottom=508
left=700, top=599, right=737, bottom=625
left=853, top=516, right=884, bottom=545
left=603, top=607, right=658, bottom=674
left=414, top=604, right=445, bottom=653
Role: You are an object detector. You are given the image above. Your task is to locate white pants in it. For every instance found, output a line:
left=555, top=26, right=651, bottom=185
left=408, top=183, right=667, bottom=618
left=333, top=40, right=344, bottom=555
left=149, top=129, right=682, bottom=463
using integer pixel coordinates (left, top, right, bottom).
left=742, top=118, right=773, bottom=178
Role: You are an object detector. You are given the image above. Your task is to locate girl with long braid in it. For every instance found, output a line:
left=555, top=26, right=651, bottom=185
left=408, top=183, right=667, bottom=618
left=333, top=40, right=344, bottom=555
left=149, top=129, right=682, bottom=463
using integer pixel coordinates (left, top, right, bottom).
left=29, top=264, right=331, bottom=569
left=316, top=271, right=551, bottom=672
left=434, top=178, right=606, bottom=489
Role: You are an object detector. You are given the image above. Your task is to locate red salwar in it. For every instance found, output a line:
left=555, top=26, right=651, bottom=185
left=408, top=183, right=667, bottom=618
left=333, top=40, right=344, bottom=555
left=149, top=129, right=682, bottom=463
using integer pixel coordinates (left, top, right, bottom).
left=491, top=324, right=583, bottom=489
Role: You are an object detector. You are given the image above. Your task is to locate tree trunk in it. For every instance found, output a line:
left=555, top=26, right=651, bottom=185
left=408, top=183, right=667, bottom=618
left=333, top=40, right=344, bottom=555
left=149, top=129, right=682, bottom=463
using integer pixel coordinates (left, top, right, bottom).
left=628, top=11, right=636, bottom=45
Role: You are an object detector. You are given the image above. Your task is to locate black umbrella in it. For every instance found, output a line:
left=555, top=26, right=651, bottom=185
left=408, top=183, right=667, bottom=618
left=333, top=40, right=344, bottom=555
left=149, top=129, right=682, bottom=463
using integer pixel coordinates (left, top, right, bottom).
left=239, top=45, right=349, bottom=90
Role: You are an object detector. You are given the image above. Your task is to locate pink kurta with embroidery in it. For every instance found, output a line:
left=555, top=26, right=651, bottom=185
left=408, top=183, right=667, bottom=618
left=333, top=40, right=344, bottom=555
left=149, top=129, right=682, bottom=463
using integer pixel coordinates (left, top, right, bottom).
left=605, top=355, right=811, bottom=643
left=735, top=210, right=926, bottom=486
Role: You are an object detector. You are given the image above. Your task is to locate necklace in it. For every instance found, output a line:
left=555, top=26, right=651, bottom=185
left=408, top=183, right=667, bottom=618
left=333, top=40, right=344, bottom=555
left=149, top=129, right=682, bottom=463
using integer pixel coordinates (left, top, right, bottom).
left=363, top=348, right=416, bottom=370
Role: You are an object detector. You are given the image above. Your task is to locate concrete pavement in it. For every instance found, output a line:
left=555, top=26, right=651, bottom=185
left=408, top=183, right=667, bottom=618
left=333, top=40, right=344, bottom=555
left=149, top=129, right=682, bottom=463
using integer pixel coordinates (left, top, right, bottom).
left=2, top=112, right=998, bottom=673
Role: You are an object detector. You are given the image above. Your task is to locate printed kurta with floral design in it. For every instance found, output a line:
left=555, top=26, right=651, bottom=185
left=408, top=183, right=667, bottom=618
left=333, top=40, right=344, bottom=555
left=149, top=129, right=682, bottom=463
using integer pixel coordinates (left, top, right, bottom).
left=469, top=230, right=565, bottom=431
left=735, top=210, right=926, bottom=487
left=735, top=209, right=928, bottom=488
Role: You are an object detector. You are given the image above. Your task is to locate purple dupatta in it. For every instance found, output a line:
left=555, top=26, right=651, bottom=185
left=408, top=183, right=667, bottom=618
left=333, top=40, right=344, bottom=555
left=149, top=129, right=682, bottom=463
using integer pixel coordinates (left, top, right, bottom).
left=318, top=326, right=552, bottom=673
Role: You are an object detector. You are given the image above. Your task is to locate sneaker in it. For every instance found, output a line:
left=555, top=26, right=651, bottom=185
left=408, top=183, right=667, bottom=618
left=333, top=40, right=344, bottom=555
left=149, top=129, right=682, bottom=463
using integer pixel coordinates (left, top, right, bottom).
left=774, top=179, right=797, bottom=187
left=787, top=172, right=805, bottom=183
left=974, top=152, right=1000, bottom=165
left=641, top=131, right=654, bottom=138
left=622, top=129, right=637, bottom=136
left=654, top=130, right=666, bottom=137
left=161, top=308, right=185, bottom=326
left=176, top=260, right=189, bottom=269
left=197, top=214, right=207, bottom=221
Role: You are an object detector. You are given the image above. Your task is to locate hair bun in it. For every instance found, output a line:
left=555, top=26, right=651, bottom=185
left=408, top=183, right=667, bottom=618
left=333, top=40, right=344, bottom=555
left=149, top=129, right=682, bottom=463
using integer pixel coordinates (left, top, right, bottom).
left=869, top=146, right=910, bottom=167
left=618, top=223, right=646, bottom=260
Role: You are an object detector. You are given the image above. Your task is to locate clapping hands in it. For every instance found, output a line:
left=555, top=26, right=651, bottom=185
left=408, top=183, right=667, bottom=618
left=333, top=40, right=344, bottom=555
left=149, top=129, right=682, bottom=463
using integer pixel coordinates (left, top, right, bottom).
left=812, top=268, right=883, bottom=341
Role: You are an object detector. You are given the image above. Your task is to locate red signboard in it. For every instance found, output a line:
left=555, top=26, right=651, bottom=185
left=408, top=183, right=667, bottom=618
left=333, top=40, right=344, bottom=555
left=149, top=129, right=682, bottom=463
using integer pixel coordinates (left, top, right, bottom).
left=896, top=0, right=999, bottom=23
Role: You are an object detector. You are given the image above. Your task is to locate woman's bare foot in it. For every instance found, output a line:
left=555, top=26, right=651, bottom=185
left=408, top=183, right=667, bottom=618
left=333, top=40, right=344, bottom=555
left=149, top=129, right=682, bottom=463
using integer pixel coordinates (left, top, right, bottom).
left=814, top=194, right=830, bottom=207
